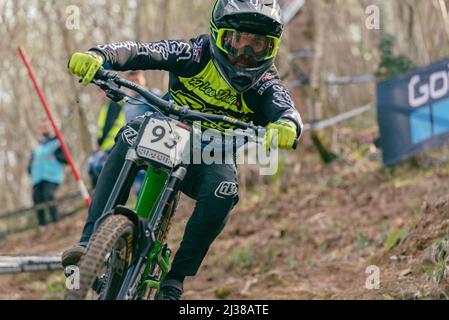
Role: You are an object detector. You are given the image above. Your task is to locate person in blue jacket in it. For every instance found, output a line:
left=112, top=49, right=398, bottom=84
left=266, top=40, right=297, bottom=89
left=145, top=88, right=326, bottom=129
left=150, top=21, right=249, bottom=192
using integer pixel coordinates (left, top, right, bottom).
left=28, top=119, right=68, bottom=226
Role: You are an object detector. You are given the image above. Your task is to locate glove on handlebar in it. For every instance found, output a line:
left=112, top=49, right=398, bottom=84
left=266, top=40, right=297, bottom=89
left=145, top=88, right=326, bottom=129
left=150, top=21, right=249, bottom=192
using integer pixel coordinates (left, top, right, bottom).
left=264, top=119, right=298, bottom=151
left=68, top=52, right=104, bottom=86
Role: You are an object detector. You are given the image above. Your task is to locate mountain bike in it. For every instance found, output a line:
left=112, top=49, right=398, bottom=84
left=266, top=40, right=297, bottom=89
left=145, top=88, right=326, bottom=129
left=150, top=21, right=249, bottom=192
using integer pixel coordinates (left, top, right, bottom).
left=64, top=69, right=274, bottom=300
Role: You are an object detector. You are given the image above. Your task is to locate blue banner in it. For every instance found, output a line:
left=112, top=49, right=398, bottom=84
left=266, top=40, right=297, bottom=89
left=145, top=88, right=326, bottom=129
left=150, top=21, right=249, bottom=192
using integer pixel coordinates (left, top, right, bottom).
left=377, top=58, right=449, bottom=165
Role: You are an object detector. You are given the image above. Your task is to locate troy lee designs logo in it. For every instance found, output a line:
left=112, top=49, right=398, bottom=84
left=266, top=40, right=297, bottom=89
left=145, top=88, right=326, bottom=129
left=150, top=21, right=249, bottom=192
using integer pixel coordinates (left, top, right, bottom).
left=214, top=182, right=238, bottom=199
left=189, top=78, right=238, bottom=106
left=408, top=64, right=449, bottom=108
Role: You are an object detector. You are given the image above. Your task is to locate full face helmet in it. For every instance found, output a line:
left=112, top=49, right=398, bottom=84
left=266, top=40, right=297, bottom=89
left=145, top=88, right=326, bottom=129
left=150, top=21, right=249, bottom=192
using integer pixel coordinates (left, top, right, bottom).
left=210, top=0, right=284, bottom=93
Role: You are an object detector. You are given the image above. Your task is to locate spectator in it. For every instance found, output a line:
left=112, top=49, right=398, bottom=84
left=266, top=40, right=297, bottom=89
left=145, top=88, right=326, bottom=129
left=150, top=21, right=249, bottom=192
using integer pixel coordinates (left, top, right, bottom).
left=28, top=119, right=68, bottom=226
left=96, top=90, right=126, bottom=152
left=88, top=91, right=126, bottom=188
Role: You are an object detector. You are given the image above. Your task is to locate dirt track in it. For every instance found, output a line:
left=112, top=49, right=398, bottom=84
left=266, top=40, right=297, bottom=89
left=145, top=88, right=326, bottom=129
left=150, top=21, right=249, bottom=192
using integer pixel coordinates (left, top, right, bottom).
left=1, top=129, right=449, bottom=300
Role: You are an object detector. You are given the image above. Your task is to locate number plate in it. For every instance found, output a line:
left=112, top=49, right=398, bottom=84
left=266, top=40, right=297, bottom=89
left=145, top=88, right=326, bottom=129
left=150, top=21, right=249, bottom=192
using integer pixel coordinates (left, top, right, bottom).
left=136, top=117, right=191, bottom=168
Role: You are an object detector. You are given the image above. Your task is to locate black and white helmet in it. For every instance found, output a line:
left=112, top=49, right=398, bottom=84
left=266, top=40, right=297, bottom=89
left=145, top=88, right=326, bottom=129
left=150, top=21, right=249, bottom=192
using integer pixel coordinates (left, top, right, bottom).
left=210, top=0, right=284, bottom=93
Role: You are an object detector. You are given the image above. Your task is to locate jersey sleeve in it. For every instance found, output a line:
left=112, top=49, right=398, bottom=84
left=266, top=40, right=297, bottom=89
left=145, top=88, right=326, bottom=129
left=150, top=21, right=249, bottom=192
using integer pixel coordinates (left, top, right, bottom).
left=89, top=39, right=196, bottom=75
left=254, top=69, right=304, bottom=138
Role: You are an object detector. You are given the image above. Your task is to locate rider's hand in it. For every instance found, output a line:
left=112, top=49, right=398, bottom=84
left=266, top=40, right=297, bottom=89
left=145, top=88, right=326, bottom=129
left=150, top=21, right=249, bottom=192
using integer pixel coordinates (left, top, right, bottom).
left=68, top=51, right=103, bottom=86
left=264, top=119, right=298, bottom=151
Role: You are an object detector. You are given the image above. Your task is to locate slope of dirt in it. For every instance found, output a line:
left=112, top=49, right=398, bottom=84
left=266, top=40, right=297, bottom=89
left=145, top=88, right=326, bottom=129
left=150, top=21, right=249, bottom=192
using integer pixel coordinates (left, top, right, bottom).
left=180, top=127, right=449, bottom=300
left=342, top=196, right=449, bottom=300
left=1, top=126, right=449, bottom=300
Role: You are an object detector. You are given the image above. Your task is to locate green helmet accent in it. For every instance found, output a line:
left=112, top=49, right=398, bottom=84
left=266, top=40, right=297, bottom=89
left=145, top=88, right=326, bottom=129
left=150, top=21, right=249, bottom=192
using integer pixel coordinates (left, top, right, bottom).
left=210, top=0, right=284, bottom=93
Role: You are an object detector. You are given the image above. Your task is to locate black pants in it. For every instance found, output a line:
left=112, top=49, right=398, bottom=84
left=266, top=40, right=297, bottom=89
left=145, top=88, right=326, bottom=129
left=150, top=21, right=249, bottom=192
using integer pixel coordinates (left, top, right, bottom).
left=80, top=119, right=239, bottom=277
left=32, top=181, right=59, bottom=226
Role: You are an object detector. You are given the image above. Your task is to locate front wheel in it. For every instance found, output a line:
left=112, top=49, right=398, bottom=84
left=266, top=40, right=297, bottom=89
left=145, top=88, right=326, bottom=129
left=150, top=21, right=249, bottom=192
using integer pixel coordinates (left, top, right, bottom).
left=65, top=215, right=135, bottom=300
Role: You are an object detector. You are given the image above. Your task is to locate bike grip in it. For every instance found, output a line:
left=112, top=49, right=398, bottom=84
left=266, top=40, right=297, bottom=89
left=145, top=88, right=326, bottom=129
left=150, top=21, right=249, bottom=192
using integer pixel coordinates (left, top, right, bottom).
left=94, top=68, right=109, bottom=81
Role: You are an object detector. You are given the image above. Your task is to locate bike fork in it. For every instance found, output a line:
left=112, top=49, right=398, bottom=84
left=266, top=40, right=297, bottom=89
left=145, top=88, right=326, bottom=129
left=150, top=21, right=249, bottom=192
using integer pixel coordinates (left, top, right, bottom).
left=92, top=149, right=142, bottom=233
left=116, top=166, right=187, bottom=300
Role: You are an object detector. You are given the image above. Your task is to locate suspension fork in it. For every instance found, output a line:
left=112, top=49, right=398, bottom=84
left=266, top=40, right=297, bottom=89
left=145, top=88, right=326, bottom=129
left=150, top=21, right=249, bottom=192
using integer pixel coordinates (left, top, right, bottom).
left=92, top=149, right=142, bottom=233
left=116, top=165, right=187, bottom=300
left=147, top=166, right=187, bottom=241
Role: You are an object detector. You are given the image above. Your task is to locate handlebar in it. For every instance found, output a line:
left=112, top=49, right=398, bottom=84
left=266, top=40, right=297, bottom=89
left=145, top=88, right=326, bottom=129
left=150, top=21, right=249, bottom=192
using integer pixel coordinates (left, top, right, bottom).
left=93, top=69, right=298, bottom=149
left=94, top=69, right=260, bottom=131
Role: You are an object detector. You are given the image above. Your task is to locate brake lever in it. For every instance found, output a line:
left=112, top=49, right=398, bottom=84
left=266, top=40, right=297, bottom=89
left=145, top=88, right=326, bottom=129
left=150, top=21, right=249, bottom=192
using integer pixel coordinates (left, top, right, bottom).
left=91, top=79, right=125, bottom=102
left=105, top=89, right=125, bottom=102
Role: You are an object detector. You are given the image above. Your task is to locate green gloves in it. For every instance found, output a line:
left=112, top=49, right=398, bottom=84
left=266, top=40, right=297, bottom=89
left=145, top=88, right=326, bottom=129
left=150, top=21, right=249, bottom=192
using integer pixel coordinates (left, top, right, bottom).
left=264, top=119, right=298, bottom=151
left=68, top=52, right=103, bottom=86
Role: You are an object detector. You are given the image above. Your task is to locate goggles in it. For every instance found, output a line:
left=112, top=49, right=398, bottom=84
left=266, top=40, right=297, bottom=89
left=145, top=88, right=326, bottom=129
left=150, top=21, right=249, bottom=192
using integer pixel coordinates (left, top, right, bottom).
left=215, top=28, right=280, bottom=64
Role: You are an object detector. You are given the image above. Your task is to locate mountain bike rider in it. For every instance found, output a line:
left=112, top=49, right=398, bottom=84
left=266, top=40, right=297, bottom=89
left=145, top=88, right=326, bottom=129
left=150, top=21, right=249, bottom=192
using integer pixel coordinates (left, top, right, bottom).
left=62, top=0, right=303, bottom=300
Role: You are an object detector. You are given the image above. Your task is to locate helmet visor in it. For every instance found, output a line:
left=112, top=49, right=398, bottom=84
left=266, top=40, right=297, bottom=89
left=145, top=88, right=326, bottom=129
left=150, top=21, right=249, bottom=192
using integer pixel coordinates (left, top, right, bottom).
left=216, top=29, right=280, bottom=66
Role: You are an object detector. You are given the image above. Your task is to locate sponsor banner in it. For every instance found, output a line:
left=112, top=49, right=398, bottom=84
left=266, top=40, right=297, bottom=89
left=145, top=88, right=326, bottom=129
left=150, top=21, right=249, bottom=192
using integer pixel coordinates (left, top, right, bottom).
left=377, top=57, right=449, bottom=165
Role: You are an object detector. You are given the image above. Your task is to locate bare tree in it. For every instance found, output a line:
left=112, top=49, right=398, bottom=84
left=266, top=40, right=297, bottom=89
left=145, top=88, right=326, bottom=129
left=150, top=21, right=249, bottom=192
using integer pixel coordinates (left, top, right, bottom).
left=1, top=0, right=449, bottom=211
